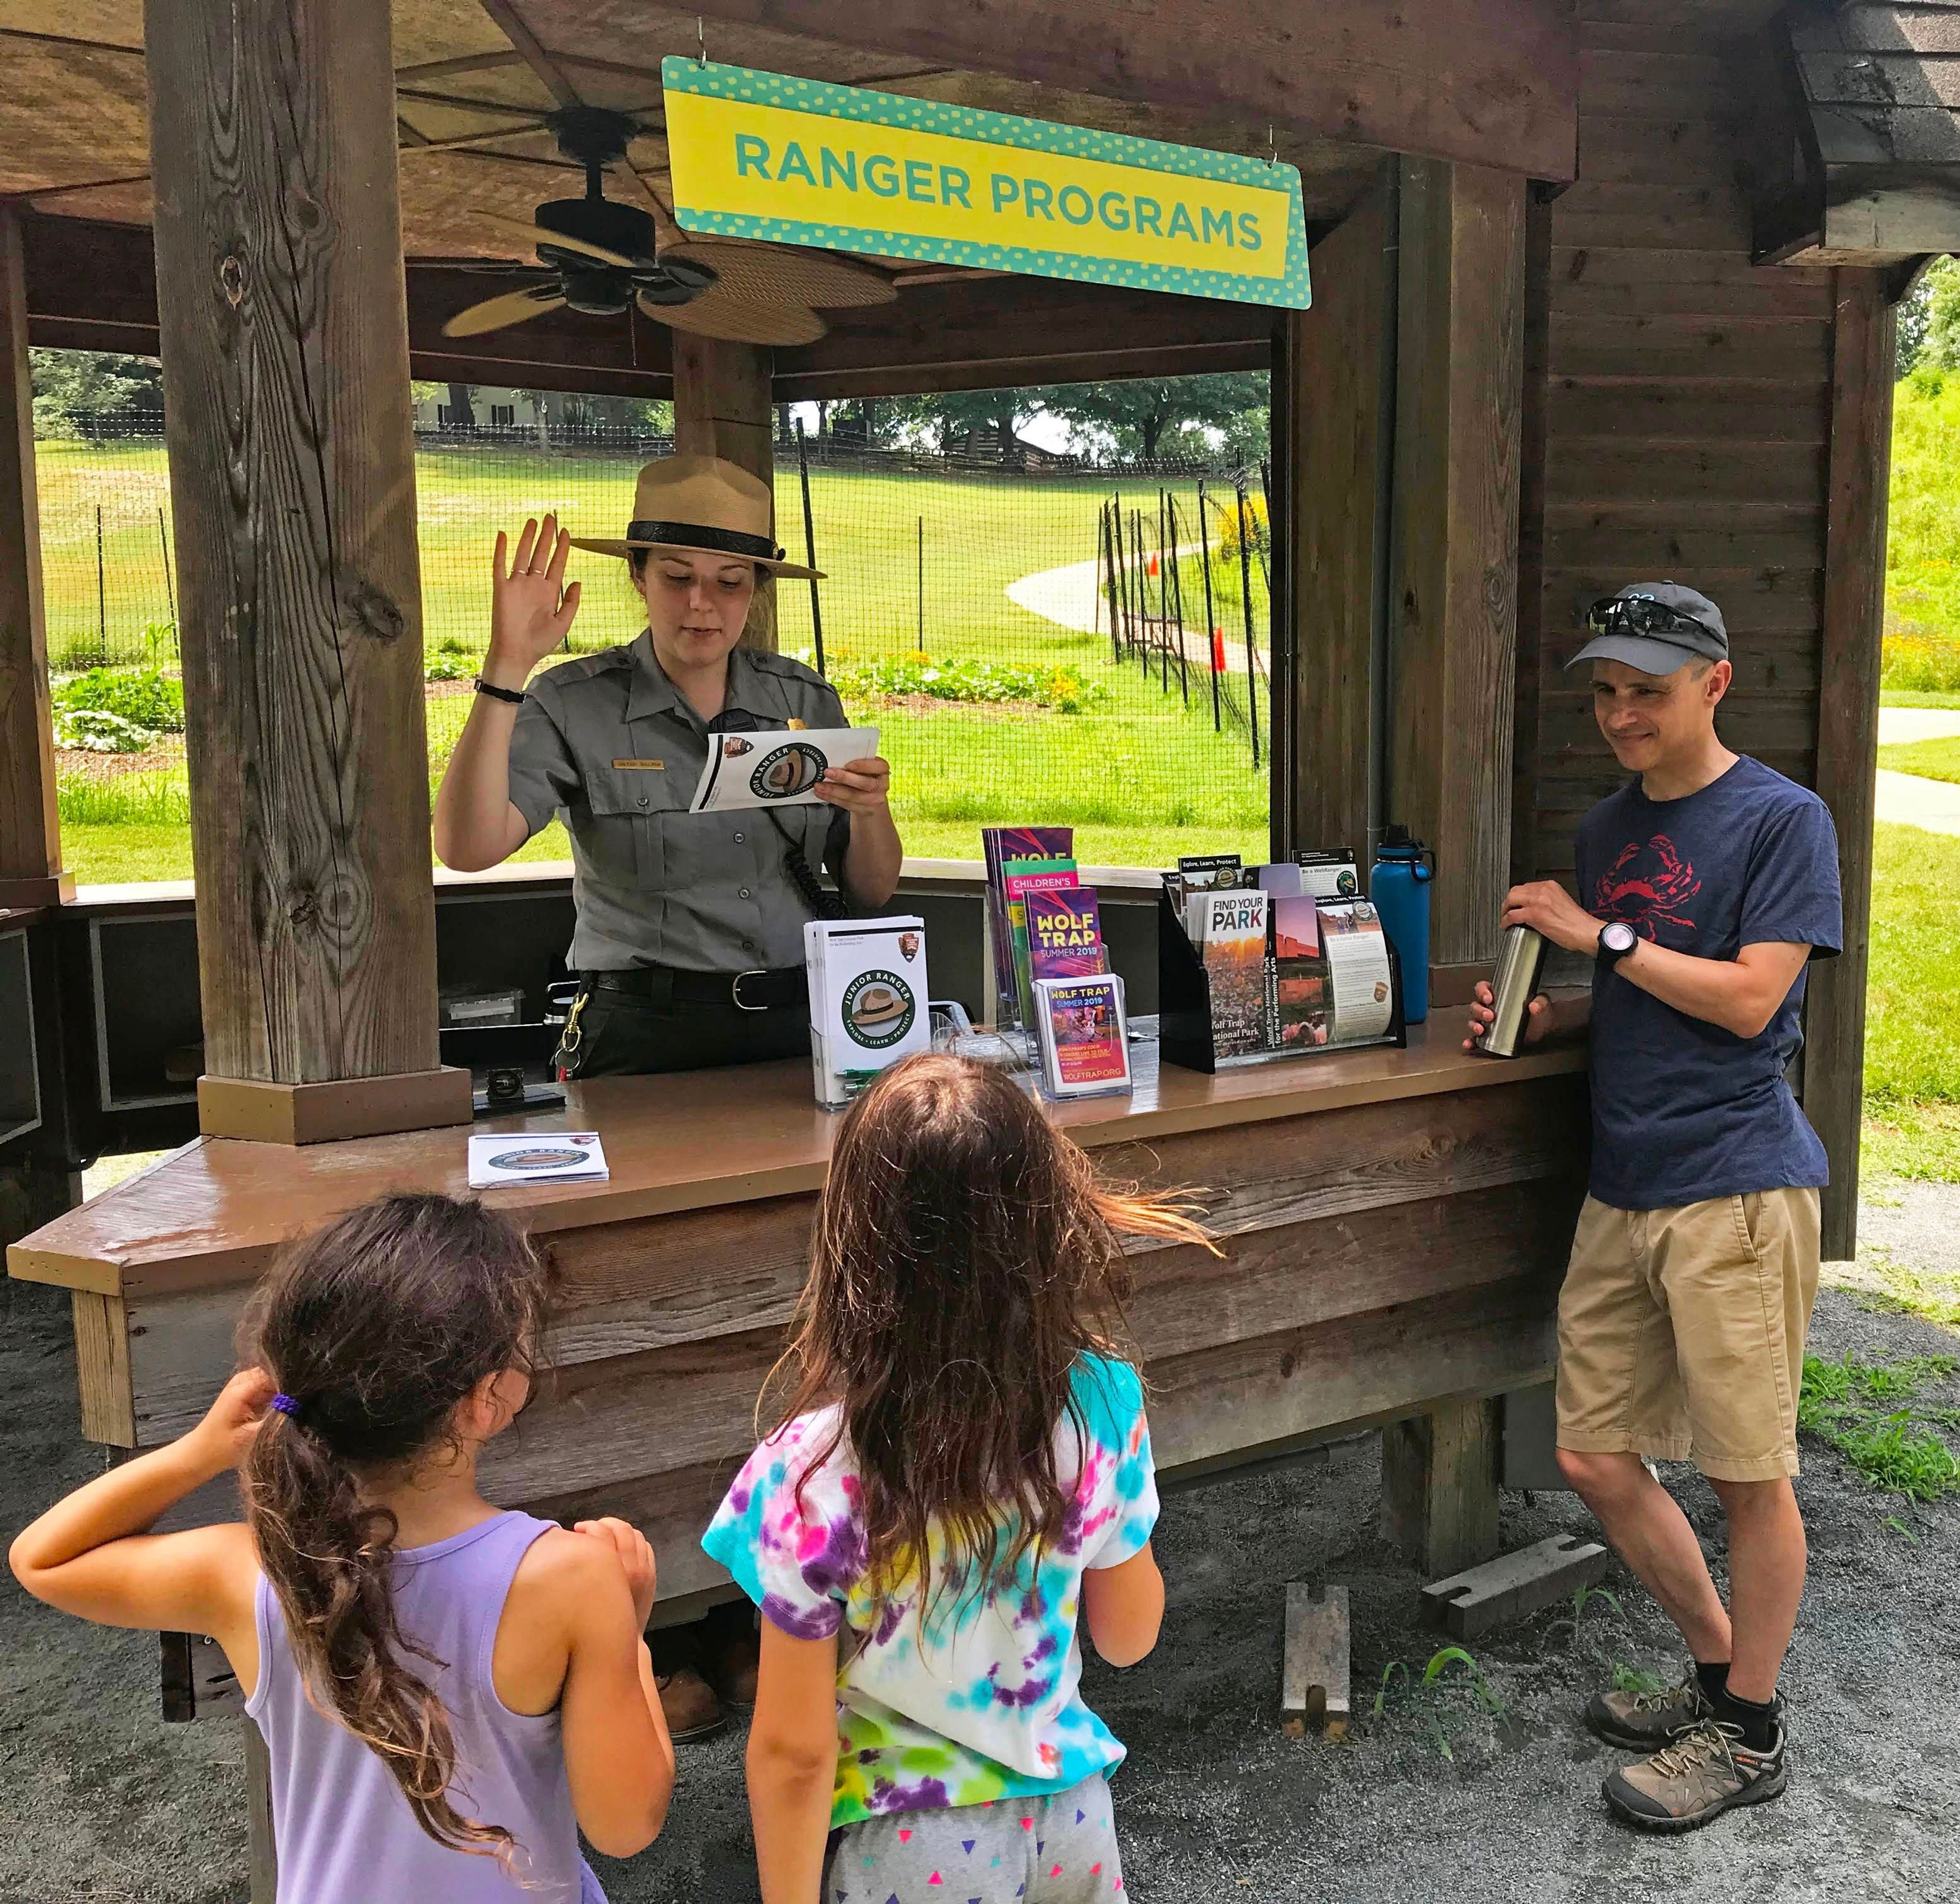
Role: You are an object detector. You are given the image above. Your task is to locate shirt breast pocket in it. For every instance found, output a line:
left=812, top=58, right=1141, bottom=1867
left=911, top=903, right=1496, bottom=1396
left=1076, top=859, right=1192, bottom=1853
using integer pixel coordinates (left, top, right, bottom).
left=577, top=768, right=674, bottom=889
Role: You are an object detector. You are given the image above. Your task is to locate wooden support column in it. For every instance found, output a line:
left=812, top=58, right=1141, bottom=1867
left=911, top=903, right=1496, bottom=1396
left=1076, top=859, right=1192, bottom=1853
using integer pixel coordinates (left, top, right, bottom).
left=1284, top=169, right=1395, bottom=862
left=672, top=333, right=777, bottom=653
left=1386, top=158, right=1527, bottom=991
left=1807, top=271, right=1896, bottom=1260
left=1382, top=1395, right=1502, bottom=1578
left=145, top=0, right=468, bottom=1142
left=0, top=207, right=71, bottom=910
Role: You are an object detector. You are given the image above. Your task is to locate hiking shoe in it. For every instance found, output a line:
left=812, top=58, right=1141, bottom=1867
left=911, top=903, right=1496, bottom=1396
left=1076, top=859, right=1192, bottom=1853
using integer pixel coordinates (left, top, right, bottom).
left=1603, top=1718, right=1787, bottom=1834
left=655, top=1665, right=725, bottom=1742
left=1585, top=1664, right=1711, bottom=1750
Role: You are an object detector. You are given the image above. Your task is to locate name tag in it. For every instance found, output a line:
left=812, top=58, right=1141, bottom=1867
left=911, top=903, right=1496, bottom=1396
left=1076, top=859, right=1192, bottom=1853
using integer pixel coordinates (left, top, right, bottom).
left=611, top=758, right=666, bottom=770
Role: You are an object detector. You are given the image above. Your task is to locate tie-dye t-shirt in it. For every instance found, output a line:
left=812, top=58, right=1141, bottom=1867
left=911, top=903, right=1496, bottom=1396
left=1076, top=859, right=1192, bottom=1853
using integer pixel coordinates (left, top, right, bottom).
left=701, top=1354, right=1157, bottom=1826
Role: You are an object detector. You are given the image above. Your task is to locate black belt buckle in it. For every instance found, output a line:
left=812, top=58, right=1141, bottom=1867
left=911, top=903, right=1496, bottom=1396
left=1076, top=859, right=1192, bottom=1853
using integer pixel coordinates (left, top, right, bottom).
left=731, top=968, right=772, bottom=1013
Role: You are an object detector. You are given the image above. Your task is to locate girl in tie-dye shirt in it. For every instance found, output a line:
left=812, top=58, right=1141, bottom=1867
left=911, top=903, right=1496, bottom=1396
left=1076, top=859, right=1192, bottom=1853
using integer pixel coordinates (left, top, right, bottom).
left=703, top=1053, right=1215, bottom=1904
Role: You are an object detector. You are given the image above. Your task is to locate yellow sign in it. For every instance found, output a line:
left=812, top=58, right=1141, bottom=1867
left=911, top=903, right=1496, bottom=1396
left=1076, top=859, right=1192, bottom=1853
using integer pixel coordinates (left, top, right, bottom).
left=663, top=61, right=1309, bottom=309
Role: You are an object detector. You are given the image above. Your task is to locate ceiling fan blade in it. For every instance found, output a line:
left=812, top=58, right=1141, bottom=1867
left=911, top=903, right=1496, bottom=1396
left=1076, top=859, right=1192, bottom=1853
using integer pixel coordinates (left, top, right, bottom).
left=639, top=286, right=826, bottom=347
left=664, top=240, right=896, bottom=309
left=442, top=285, right=568, bottom=339
left=475, top=209, right=643, bottom=271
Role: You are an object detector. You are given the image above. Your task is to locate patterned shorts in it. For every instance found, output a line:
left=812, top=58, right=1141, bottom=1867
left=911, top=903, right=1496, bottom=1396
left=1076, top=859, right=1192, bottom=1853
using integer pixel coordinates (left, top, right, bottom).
left=824, top=1772, right=1124, bottom=1904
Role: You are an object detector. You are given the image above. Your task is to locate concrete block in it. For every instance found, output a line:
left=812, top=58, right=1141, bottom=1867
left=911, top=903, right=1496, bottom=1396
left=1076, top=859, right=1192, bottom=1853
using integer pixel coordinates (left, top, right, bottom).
left=1281, top=1582, right=1350, bottom=1740
left=1420, top=1533, right=1610, bottom=1640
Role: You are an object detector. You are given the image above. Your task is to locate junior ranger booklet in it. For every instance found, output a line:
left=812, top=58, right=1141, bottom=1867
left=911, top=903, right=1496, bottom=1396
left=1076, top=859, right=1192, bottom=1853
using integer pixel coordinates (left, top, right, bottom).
left=804, top=916, right=931, bottom=1108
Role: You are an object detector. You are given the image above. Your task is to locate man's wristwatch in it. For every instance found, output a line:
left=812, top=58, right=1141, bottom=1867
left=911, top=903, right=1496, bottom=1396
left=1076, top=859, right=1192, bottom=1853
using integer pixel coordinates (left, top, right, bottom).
left=474, top=676, right=526, bottom=706
left=1597, top=920, right=1637, bottom=969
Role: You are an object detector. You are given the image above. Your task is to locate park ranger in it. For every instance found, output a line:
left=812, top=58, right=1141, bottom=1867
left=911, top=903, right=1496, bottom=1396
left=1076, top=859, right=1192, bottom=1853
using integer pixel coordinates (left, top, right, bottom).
left=433, top=453, right=903, bottom=1079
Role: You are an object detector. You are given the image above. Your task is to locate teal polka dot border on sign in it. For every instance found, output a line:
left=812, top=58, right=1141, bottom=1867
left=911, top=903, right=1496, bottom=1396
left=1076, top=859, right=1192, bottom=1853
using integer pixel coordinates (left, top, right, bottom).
left=661, top=58, right=1311, bottom=311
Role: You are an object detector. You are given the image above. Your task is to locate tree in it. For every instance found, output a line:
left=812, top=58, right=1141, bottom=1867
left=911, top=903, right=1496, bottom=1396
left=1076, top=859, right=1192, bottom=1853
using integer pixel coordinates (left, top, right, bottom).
left=879, top=388, right=1047, bottom=456
left=1916, top=257, right=1960, bottom=376
left=1035, top=371, right=1268, bottom=462
left=29, top=348, right=165, bottom=439
left=445, top=380, right=478, bottom=432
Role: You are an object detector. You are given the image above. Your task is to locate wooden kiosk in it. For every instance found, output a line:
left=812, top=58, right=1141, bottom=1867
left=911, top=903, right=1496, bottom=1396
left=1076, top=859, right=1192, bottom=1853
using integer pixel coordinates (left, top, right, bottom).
left=0, top=0, right=1935, bottom=1718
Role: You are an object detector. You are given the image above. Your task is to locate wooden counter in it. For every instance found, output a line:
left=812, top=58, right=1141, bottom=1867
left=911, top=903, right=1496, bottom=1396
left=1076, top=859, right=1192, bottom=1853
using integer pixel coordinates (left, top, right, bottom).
left=10, top=1022, right=1590, bottom=1607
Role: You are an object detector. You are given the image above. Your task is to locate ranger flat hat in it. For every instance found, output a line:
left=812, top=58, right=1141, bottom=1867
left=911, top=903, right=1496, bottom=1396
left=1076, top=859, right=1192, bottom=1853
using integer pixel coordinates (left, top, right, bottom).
left=570, top=453, right=823, bottom=579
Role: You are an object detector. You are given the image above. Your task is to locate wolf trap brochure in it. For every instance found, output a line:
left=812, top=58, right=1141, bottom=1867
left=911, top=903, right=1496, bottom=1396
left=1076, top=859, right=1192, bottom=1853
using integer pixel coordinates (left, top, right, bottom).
left=690, top=726, right=880, bottom=813
left=1034, top=975, right=1132, bottom=1098
left=804, top=916, right=931, bottom=1108
left=468, top=1131, right=609, bottom=1188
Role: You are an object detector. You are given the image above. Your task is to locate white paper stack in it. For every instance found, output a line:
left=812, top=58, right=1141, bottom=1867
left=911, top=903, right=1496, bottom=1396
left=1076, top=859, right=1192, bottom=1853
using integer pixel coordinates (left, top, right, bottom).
left=467, top=1130, right=609, bottom=1188
left=804, top=916, right=932, bottom=1108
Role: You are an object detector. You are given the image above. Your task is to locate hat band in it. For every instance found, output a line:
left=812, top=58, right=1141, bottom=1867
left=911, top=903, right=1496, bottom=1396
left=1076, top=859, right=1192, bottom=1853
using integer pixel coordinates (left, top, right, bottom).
left=626, top=519, right=784, bottom=562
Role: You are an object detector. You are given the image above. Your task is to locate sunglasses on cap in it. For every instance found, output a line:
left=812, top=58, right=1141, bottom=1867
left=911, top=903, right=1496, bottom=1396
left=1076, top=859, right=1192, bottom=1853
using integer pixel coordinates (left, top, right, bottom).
left=1585, top=595, right=1720, bottom=645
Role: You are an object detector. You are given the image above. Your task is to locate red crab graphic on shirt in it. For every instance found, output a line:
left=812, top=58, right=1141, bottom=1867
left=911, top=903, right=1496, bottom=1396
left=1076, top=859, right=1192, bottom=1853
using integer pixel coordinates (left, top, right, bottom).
left=1593, top=834, right=1702, bottom=939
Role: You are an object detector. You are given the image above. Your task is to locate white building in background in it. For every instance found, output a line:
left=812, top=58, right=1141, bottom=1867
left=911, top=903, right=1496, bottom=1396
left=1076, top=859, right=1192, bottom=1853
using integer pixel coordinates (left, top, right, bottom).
left=411, top=384, right=533, bottom=432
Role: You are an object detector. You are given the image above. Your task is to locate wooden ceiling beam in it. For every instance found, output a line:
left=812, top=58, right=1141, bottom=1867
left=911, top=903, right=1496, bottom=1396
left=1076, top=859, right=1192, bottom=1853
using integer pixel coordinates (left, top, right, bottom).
left=682, top=0, right=1578, bottom=180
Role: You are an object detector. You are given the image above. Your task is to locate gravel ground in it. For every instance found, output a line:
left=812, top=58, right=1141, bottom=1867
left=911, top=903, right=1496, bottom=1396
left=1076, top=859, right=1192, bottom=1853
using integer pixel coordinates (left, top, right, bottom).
left=5, top=1211, right=1959, bottom=1904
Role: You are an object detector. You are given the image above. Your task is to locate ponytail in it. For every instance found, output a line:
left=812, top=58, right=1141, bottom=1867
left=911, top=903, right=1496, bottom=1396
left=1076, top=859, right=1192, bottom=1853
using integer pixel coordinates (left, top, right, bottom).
left=237, top=1193, right=552, bottom=1858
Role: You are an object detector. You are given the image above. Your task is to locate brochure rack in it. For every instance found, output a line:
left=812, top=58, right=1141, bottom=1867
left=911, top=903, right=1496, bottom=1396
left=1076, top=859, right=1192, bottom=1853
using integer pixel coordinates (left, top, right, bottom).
left=1157, top=886, right=1407, bottom=1075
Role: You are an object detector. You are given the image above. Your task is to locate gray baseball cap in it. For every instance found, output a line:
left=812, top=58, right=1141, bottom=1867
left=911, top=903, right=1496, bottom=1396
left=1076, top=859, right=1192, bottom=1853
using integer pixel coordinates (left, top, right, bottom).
left=1566, top=581, right=1729, bottom=677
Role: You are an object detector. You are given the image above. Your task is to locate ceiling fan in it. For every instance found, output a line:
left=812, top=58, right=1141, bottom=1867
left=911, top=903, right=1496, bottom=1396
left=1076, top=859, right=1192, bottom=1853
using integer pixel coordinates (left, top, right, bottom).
left=443, top=106, right=895, bottom=345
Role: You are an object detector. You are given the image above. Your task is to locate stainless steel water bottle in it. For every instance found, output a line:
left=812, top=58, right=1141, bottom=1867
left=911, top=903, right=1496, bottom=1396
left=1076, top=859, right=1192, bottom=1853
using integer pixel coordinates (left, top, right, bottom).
left=1478, top=925, right=1547, bottom=1057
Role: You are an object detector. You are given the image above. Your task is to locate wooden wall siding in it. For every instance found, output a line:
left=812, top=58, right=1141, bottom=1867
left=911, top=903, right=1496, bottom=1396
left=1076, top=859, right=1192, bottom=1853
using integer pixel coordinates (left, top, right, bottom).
left=1529, top=9, right=1840, bottom=885
left=111, top=1076, right=1585, bottom=1603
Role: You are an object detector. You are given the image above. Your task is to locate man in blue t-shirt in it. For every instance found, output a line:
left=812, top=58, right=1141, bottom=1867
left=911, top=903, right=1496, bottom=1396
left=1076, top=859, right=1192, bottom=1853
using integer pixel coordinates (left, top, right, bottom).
left=1465, top=582, right=1841, bottom=1835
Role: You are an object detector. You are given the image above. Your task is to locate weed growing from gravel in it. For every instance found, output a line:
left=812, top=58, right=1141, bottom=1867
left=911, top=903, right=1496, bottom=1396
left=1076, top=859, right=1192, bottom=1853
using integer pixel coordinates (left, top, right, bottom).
left=1610, top=1662, right=1668, bottom=1698
left=1799, top=1352, right=1960, bottom=1501
left=1373, top=1645, right=1506, bottom=1761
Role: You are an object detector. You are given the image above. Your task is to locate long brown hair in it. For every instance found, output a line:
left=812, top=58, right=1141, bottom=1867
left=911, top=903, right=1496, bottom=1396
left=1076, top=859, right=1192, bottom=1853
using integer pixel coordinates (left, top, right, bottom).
left=238, top=1193, right=552, bottom=1858
left=774, top=1052, right=1215, bottom=1617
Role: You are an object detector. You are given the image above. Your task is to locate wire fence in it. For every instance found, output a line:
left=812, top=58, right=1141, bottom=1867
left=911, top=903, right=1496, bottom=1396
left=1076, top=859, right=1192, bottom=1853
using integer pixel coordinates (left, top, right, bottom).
left=37, top=416, right=1270, bottom=859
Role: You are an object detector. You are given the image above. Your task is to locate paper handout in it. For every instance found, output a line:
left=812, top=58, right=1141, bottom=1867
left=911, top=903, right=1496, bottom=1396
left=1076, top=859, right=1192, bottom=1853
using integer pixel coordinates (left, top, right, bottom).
left=689, top=726, right=880, bottom=813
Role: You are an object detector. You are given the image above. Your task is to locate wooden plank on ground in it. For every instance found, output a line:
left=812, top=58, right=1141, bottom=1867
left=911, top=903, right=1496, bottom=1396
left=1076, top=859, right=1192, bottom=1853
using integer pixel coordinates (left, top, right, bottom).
left=1281, top=1583, right=1351, bottom=1739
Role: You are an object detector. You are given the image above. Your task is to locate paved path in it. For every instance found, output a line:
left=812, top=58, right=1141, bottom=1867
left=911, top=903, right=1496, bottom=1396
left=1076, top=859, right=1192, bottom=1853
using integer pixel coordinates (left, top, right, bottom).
left=1876, top=767, right=1960, bottom=835
left=1007, top=555, right=1258, bottom=671
left=1878, top=706, right=1960, bottom=746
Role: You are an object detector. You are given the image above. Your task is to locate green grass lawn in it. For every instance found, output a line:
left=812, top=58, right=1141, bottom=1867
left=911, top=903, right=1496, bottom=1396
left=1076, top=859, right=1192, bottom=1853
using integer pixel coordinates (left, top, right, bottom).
left=1877, top=734, right=1960, bottom=782
left=1865, top=820, right=1960, bottom=1181
left=1882, top=689, right=1960, bottom=709
left=43, top=440, right=1270, bottom=877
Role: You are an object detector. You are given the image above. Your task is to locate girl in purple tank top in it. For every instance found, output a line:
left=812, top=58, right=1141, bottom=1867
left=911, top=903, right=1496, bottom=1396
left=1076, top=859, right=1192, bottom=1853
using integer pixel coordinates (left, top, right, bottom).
left=12, top=1193, right=675, bottom=1901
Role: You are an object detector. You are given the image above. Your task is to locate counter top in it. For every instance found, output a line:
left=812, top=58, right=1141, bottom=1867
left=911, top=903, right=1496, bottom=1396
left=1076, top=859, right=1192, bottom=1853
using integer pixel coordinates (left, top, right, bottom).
left=8, top=1018, right=1588, bottom=1299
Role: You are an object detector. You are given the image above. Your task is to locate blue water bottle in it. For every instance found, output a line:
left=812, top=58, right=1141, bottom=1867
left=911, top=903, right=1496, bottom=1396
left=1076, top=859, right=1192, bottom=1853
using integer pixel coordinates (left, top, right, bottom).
left=1370, top=825, right=1434, bottom=1024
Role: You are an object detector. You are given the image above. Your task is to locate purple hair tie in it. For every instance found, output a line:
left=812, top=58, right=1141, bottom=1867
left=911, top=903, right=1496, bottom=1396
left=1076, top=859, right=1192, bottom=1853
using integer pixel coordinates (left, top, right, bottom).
left=269, top=1392, right=303, bottom=1419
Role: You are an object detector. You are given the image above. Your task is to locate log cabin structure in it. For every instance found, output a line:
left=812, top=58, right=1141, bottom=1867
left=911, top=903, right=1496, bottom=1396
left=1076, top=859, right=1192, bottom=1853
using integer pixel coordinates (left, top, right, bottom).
left=2, top=4, right=1952, bottom=1826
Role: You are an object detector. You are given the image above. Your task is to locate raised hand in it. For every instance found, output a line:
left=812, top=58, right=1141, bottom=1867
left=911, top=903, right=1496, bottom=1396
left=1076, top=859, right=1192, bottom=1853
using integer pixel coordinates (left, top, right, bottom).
left=486, top=513, right=583, bottom=683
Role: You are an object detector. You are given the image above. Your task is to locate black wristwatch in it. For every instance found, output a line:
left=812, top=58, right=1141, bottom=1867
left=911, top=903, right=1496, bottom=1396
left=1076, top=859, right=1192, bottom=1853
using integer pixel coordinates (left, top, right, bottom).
left=1597, top=920, right=1637, bottom=969
left=474, top=676, right=526, bottom=706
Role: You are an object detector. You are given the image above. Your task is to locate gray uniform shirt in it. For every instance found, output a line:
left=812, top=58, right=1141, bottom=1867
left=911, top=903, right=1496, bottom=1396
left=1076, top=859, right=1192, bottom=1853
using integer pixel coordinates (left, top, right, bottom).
left=507, top=634, right=852, bottom=973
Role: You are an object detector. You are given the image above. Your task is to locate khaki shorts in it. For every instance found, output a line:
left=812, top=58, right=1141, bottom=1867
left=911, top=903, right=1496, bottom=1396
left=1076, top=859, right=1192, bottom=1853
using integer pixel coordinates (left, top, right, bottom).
left=1555, top=1187, right=1821, bottom=1482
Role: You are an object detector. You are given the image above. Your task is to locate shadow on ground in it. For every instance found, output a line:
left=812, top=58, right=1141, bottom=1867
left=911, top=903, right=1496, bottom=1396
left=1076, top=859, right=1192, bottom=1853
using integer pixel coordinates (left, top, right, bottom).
left=3, top=1265, right=1956, bottom=1903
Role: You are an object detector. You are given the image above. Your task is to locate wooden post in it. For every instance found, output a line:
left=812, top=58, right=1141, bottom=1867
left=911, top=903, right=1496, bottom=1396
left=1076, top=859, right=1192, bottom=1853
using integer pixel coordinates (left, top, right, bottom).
left=1807, top=270, right=1897, bottom=1261
left=1387, top=158, right=1527, bottom=993
left=1283, top=170, right=1394, bottom=862
left=1381, top=1395, right=1502, bottom=1578
left=672, top=333, right=777, bottom=653
left=0, top=207, right=72, bottom=910
left=242, top=1717, right=278, bottom=1903
left=145, top=0, right=469, bottom=1141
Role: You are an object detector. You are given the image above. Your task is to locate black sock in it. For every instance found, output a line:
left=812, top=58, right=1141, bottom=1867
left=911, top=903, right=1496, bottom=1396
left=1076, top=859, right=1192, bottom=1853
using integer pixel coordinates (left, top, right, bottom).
left=1713, top=1687, right=1779, bottom=1751
left=1694, top=1660, right=1730, bottom=1703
